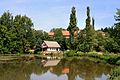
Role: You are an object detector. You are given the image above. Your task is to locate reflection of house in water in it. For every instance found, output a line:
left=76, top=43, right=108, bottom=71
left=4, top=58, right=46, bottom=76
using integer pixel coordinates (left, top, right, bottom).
left=43, top=60, right=61, bottom=67
left=62, top=68, right=69, bottom=74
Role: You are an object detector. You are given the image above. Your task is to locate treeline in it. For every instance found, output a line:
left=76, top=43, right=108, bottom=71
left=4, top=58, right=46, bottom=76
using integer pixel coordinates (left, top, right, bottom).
left=0, top=7, right=120, bottom=54
left=0, top=11, right=50, bottom=54
left=49, top=7, right=120, bottom=53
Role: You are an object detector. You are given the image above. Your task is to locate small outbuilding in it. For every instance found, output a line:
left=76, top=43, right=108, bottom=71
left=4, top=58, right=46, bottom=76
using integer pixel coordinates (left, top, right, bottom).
left=42, top=41, right=61, bottom=52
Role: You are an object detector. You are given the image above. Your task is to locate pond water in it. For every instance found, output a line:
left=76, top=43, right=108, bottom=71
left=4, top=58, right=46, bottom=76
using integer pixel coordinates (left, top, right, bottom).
left=0, top=59, right=114, bottom=80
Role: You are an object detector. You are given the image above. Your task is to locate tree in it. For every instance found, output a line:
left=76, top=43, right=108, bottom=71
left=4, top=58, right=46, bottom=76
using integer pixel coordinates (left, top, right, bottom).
left=0, top=25, right=10, bottom=53
left=67, top=6, right=78, bottom=50
left=114, top=8, right=120, bottom=21
left=13, top=15, right=34, bottom=53
left=0, top=11, right=16, bottom=54
left=92, top=17, right=95, bottom=30
left=84, top=6, right=96, bottom=52
left=85, top=7, right=91, bottom=30
left=101, top=8, right=120, bottom=53
left=50, top=28, right=67, bottom=50
left=67, top=6, right=77, bottom=36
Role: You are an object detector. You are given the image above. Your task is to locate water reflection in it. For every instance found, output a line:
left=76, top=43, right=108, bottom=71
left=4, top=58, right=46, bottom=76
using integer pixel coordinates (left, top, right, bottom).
left=0, top=59, right=114, bottom=80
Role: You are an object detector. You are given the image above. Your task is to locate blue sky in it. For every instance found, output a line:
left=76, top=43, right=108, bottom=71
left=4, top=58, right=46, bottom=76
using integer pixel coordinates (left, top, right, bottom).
left=0, top=0, right=119, bottom=31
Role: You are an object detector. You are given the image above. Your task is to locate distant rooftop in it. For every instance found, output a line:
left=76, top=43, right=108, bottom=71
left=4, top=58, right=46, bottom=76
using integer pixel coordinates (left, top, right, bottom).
left=48, top=32, right=54, bottom=36
left=62, top=31, right=70, bottom=36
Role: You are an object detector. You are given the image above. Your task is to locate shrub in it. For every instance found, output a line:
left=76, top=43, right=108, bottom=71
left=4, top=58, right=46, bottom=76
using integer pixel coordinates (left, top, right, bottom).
left=116, top=60, right=120, bottom=65
left=74, top=51, right=84, bottom=56
left=64, top=50, right=76, bottom=57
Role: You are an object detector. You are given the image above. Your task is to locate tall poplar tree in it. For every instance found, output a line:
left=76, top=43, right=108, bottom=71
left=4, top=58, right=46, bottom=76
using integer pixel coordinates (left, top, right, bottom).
left=67, top=6, right=77, bottom=36
left=85, top=6, right=96, bottom=52
left=92, top=17, right=95, bottom=30
left=85, top=7, right=91, bottom=30
left=67, top=6, right=77, bottom=49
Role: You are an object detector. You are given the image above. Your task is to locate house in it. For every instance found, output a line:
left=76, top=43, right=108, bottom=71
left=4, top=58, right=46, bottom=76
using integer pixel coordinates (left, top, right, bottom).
left=42, top=41, right=61, bottom=52
left=62, top=31, right=70, bottom=38
left=48, top=32, right=54, bottom=36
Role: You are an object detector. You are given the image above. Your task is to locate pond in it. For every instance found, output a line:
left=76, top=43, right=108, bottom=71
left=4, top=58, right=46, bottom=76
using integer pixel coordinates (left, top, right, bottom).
left=0, top=58, right=114, bottom=80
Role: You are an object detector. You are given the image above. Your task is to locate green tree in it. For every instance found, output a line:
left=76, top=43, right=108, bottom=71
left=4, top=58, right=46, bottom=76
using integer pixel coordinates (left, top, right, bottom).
left=13, top=15, right=34, bottom=53
left=115, top=8, right=120, bottom=21
left=0, top=11, right=16, bottom=54
left=67, top=6, right=77, bottom=36
left=50, top=28, right=67, bottom=50
left=92, top=17, right=95, bottom=30
left=84, top=6, right=96, bottom=52
left=101, top=9, right=120, bottom=52
left=67, top=6, right=77, bottom=50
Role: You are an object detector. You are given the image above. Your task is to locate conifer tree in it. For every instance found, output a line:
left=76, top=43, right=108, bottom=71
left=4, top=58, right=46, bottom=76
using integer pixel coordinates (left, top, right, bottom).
left=67, top=6, right=77, bottom=36
left=92, top=17, right=95, bottom=30
left=85, top=6, right=96, bottom=52
left=67, top=6, right=77, bottom=50
left=85, top=7, right=91, bottom=30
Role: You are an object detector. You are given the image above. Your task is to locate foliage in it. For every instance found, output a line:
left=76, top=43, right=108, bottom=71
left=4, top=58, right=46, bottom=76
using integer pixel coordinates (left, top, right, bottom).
left=116, top=60, right=120, bottom=65
left=67, top=6, right=77, bottom=36
left=67, top=6, right=78, bottom=50
left=108, top=66, right=120, bottom=80
left=101, top=8, right=120, bottom=53
left=64, top=50, right=120, bottom=65
left=0, top=8, right=120, bottom=54
left=64, top=50, right=76, bottom=57
left=0, top=11, right=49, bottom=54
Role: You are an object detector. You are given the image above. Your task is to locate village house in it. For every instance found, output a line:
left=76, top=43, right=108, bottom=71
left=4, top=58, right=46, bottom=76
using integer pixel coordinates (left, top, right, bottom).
left=48, top=32, right=54, bottom=36
left=62, top=31, right=70, bottom=38
left=48, top=30, right=70, bottom=38
left=41, top=41, right=61, bottom=52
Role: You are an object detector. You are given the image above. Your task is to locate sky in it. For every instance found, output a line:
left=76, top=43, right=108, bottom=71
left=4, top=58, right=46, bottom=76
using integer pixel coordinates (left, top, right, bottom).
left=0, top=0, right=119, bottom=31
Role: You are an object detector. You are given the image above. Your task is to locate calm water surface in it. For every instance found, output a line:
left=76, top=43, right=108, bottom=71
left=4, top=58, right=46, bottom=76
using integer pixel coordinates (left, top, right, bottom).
left=0, top=59, right=114, bottom=80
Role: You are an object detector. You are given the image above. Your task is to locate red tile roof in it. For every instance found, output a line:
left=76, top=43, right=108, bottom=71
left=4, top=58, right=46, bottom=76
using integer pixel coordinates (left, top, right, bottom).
left=48, top=32, right=54, bottom=36
left=62, top=31, right=70, bottom=36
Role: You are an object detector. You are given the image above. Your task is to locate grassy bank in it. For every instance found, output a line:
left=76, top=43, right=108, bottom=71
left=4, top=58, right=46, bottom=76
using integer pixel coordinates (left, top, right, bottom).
left=64, top=51, right=120, bottom=65
left=0, top=54, right=42, bottom=63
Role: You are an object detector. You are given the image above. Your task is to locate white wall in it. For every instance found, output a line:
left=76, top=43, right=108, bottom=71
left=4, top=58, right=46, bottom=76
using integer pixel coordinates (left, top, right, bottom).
left=47, top=48, right=60, bottom=51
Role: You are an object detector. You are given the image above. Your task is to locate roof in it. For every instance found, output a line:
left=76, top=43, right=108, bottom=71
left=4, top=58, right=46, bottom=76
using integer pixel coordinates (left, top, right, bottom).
left=44, top=41, right=61, bottom=48
left=62, top=31, right=70, bottom=36
left=48, top=32, right=54, bottom=36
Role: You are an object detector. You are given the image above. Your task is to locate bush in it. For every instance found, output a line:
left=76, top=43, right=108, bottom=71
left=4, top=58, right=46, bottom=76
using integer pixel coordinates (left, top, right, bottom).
left=116, top=60, right=120, bottom=65
left=64, top=50, right=76, bottom=57
left=74, top=51, right=84, bottom=56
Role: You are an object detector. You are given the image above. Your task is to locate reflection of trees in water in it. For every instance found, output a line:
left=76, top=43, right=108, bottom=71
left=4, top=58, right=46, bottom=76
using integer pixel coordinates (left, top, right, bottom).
left=0, top=59, right=114, bottom=80
left=51, top=59, right=114, bottom=80
left=0, top=61, right=49, bottom=80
